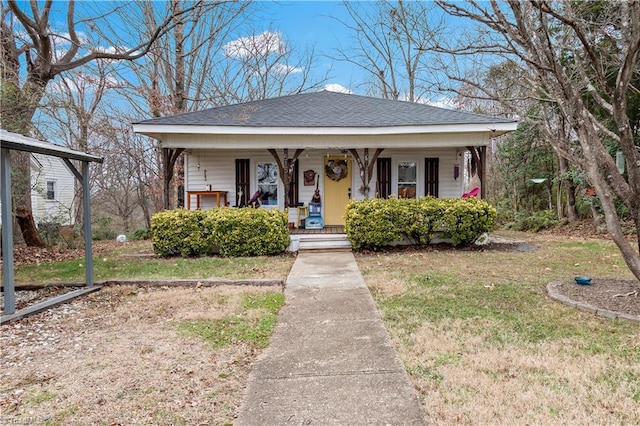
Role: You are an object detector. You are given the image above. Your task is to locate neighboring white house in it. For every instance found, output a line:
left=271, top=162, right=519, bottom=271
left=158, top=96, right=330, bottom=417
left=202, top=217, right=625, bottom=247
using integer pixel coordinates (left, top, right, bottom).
left=133, top=91, right=518, bottom=226
left=0, top=153, right=76, bottom=226
left=31, top=153, right=76, bottom=225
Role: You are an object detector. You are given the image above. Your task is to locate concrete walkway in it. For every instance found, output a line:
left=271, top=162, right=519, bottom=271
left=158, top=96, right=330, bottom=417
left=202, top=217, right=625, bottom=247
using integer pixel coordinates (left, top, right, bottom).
left=236, top=252, right=427, bottom=425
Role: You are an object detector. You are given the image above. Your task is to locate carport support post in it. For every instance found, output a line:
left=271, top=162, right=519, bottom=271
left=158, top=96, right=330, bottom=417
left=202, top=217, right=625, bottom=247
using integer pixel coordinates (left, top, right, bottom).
left=1, top=148, right=15, bottom=314
left=82, top=161, right=94, bottom=286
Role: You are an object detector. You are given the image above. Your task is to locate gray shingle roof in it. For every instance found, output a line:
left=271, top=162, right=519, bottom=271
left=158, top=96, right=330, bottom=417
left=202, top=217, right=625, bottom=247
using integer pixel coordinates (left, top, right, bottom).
left=134, top=91, right=515, bottom=128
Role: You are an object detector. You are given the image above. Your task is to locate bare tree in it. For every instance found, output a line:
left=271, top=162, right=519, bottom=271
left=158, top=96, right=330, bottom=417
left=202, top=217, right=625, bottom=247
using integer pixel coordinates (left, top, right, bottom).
left=116, top=0, right=251, bottom=210
left=0, top=0, right=209, bottom=245
left=86, top=118, right=160, bottom=233
left=212, top=28, right=330, bottom=105
left=331, top=0, right=445, bottom=101
left=437, top=1, right=640, bottom=280
left=37, top=59, right=119, bottom=226
left=329, top=1, right=451, bottom=198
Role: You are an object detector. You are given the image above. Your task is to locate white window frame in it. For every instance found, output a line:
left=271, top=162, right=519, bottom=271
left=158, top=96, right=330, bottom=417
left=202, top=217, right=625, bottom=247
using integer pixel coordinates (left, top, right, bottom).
left=46, top=180, right=56, bottom=201
left=397, top=161, right=417, bottom=199
left=256, top=162, right=278, bottom=207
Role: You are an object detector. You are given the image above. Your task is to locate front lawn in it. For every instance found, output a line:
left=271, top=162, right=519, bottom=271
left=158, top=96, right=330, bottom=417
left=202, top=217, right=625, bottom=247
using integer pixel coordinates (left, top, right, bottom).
left=11, top=240, right=295, bottom=285
left=356, top=231, right=639, bottom=425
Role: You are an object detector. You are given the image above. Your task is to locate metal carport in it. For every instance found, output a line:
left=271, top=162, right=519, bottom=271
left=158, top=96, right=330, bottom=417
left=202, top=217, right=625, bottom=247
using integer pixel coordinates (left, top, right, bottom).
left=1, top=129, right=103, bottom=320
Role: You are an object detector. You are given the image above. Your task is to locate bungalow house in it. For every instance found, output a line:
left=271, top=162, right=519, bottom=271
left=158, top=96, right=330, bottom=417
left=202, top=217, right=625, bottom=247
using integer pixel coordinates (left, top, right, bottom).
left=133, top=91, right=517, bottom=229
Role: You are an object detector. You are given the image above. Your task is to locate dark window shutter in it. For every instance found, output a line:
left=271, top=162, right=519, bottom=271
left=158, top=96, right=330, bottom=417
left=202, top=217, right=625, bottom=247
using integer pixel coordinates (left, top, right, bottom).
left=288, top=160, right=299, bottom=207
left=425, top=157, right=439, bottom=197
left=376, top=157, right=392, bottom=199
left=235, top=159, right=250, bottom=206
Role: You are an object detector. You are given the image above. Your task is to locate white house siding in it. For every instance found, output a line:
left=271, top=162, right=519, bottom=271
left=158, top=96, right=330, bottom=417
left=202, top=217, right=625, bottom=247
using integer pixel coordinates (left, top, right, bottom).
left=0, top=153, right=76, bottom=226
left=185, top=146, right=468, bottom=215
left=185, top=149, right=275, bottom=210
left=31, top=153, right=76, bottom=225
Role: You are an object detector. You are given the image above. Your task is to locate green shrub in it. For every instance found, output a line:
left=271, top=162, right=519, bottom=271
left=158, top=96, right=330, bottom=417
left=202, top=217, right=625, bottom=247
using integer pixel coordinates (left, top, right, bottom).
left=440, top=198, right=498, bottom=246
left=151, top=209, right=215, bottom=257
left=345, top=197, right=497, bottom=250
left=208, top=208, right=290, bottom=257
left=38, top=221, right=61, bottom=247
left=131, top=228, right=152, bottom=240
left=344, top=198, right=404, bottom=250
left=151, top=208, right=289, bottom=257
left=507, top=209, right=558, bottom=232
left=408, top=197, right=448, bottom=245
left=92, top=216, right=117, bottom=241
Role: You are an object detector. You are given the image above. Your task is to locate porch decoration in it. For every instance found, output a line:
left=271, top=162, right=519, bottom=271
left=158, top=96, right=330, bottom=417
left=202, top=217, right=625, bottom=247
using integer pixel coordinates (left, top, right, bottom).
left=306, top=176, right=323, bottom=229
left=305, top=202, right=323, bottom=229
left=304, top=169, right=316, bottom=186
left=325, top=159, right=348, bottom=181
left=575, top=276, right=592, bottom=285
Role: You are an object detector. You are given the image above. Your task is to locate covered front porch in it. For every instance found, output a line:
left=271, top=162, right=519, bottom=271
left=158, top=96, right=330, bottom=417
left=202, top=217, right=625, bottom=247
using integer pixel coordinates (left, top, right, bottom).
left=181, top=145, right=486, bottom=228
left=132, top=91, right=517, bottom=230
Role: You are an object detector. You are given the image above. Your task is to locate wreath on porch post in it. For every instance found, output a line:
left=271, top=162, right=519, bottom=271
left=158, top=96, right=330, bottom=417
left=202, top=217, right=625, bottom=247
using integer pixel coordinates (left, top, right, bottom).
left=325, top=159, right=348, bottom=181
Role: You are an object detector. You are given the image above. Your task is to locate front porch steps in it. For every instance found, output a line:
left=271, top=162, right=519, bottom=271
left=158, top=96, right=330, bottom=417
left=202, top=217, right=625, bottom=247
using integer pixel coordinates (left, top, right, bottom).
left=288, top=233, right=352, bottom=252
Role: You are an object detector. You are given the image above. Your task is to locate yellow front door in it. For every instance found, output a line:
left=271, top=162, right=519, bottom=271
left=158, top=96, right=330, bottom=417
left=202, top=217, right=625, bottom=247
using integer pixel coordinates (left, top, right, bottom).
left=323, top=156, right=351, bottom=225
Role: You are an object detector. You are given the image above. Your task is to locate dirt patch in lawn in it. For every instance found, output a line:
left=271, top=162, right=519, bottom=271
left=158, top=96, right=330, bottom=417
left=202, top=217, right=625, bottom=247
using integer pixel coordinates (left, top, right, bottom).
left=0, top=284, right=281, bottom=425
left=553, top=278, right=640, bottom=318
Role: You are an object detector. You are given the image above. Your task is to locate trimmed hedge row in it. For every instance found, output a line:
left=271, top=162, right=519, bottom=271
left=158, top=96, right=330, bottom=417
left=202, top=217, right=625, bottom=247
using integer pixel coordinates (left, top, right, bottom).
left=344, top=196, right=497, bottom=250
left=151, top=208, right=290, bottom=257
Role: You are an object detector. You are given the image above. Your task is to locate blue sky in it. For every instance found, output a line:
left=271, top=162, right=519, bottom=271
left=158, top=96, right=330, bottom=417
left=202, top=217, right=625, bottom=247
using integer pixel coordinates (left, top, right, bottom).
left=256, top=1, right=365, bottom=92
left=274, top=1, right=358, bottom=87
left=248, top=1, right=464, bottom=99
left=15, top=0, right=476, bottom=108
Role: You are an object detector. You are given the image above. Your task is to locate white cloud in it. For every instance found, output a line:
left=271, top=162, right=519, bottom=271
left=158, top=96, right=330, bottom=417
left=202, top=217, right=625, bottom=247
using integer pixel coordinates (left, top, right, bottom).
left=323, top=83, right=352, bottom=94
left=273, top=63, right=302, bottom=74
left=91, top=45, right=130, bottom=55
left=224, top=31, right=285, bottom=58
left=425, top=96, right=455, bottom=109
left=48, top=72, right=124, bottom=96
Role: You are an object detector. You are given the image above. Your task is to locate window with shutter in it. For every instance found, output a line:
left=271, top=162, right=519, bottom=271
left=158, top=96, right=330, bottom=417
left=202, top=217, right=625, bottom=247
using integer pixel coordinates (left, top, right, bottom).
left=235, top=159, right=250, bottom=206
left=425, top=157, right=439, bottom=197
left=376, top=157, right=391, bottom=199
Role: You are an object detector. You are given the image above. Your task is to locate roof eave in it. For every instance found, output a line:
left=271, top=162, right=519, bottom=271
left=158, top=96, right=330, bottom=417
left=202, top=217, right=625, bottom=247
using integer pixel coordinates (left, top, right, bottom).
left=133, top=122, right=518, bottom=141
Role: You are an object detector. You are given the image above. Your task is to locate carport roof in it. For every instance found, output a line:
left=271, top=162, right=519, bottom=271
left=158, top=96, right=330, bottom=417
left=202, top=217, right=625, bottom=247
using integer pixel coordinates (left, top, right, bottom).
left=0, top=129, right=103, bottom=163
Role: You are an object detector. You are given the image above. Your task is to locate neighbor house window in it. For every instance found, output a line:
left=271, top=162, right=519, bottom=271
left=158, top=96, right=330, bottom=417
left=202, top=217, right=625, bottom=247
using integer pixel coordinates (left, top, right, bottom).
left=46, top=181, right=56, bottom=200
left=398, top=162, right=417, bottom=198
left=257, top=163, right=278, bottom=206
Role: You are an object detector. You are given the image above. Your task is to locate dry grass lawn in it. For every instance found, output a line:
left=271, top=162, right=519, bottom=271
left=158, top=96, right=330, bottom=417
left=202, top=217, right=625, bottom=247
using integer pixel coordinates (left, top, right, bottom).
left=2, top=232, right=638, bottom=425
left=357, top=232, right=640, bottom=425
left=1, top=285, right=283, bottom=425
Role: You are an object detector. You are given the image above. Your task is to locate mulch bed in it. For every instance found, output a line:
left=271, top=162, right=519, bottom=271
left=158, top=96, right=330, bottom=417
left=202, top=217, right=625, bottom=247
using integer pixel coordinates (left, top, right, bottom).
left=553, top=278, right=640, bottom=318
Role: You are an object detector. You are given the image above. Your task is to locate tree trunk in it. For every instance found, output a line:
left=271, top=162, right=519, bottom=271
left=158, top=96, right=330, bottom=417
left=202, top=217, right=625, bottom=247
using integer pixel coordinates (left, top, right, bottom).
left=15, top=207, right=45, bottom=247
left=7, top=134, right=46, bottom=247
left=557, top=156, right=577, bottom=222
left=565, top=181, right=578, bottom=222
left=162, top=148, right=184, bottom=210
left=2, top=72, right=50, bottom=247
left=580, top=130, right=640, bottom=280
